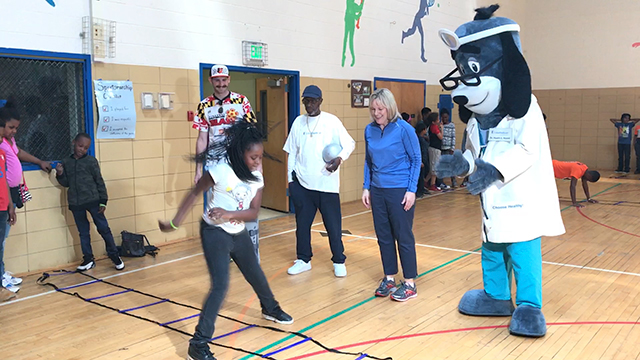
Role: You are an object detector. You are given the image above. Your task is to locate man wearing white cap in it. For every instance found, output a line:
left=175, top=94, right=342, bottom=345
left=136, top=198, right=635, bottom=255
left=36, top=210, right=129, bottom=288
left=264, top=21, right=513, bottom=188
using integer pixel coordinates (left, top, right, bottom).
left=192, top=64, right=260, bottom=260
left=193, top=64, right=257, bottom=181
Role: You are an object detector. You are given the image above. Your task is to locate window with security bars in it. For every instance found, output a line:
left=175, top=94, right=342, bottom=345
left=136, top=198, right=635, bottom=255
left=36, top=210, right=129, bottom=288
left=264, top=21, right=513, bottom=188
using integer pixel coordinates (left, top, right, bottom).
left=0, top=56, right=86, bottom=165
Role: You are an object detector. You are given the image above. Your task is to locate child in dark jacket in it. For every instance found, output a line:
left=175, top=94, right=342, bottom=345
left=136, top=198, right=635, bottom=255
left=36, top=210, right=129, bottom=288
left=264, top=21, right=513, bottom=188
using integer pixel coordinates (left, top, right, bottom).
left=55, top=133, right=124, bottom=271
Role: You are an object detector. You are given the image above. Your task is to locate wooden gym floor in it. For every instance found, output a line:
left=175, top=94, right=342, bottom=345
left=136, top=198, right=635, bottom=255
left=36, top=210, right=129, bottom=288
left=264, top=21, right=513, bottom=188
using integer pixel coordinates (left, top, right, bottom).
left=2, top=175, right=640, bottom=360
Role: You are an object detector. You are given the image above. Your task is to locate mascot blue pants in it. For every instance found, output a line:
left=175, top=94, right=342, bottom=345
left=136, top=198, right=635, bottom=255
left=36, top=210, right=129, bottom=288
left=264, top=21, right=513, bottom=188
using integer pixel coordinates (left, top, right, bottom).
left=482, top=238, right=542, bottom=309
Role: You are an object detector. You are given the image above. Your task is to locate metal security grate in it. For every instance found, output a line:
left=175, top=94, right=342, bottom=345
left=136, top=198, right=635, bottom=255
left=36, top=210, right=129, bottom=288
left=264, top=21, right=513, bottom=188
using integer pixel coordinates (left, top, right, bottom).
left=0, top=56, right=86, bottom=163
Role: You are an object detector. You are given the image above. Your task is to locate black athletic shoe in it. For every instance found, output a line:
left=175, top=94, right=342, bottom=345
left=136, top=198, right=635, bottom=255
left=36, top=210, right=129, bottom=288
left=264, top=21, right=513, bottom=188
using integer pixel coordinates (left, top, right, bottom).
left=77, top=258, right=95, bottom=271
left=187, top=344, right=216, bottom=360
left=262, top=306, right=294, bottom=325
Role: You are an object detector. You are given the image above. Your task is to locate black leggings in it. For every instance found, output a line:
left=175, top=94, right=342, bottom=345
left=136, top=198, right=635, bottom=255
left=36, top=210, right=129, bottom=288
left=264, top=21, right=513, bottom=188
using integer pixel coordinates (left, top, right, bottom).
left=190, top=222, right=280, bottom=346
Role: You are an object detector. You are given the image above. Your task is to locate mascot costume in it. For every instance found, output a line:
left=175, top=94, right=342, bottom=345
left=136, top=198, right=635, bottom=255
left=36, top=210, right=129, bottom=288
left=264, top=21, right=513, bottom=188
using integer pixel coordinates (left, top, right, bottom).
left=435, top=5, right=565, bottom=337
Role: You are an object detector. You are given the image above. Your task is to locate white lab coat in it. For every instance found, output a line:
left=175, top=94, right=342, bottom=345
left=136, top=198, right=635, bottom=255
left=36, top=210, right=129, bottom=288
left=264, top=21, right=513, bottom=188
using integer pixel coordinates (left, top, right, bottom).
left=462, top=95, right=565, bottom=243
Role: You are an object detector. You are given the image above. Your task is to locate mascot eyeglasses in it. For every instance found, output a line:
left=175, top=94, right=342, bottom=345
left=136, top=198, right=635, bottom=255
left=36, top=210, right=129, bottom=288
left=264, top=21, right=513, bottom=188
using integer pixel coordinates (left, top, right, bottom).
left=439, top=56, right=502, bottom=91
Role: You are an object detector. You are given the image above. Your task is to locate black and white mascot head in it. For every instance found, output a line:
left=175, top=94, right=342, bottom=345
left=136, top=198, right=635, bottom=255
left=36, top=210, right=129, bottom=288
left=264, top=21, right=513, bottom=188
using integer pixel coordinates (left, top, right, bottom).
left=439, top=4, right=530, bottom=129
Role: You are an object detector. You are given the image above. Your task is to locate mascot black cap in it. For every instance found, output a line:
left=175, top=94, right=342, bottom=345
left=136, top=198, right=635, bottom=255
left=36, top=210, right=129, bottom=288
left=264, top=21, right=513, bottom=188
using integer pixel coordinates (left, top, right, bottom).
left=438, top=4, right=531, bottom=125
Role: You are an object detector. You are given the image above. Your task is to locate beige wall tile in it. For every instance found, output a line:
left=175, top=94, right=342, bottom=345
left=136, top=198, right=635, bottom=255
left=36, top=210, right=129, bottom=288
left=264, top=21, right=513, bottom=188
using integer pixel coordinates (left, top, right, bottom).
left=28, top=248, right=69, bottom=270
left=164, top=190, right=190, bottom=210
left=136, top=122, right=164, bottom=140
left=4, top=234, right=27, bottom=258
left=99, top=141, right=133, bottom=161
left=105, top=179, right=135, bottom=200
left=4, top=255, right=28, bottom=274
left=187, top=69, right=200, bottom=87
left=162, top=121, right=191, bottom=140
left=101, top=160, right=134, bottom=181
left=165, top=224, right=193, bottom=242
left=108, top=216, right=136, bottom=238
left=163, top=139, right=191, bottom=158
left=94, top=63, right=130, bottom=81
left=27, top=228, right=69, bottom=253
left=23, top=171, right=58, bottom=190
left=133, top=84, right=161, bottom=105
left=161, top=103, right=190, bottom=122
left=135, top=211, right=166, bottom=233
left=27, top=208, right=67, bottom=232
left=133, top=140, right=164, bottom=159
left=133, top=158, right=164, bottom=178
left=164, top=172, right=193, bottom=192
left=164, top=156, right=191, bottom=174
left=135, top=194, right=165, bottom=215
left=159, top=85, right=190, bottom=105
left=564, top=136, right=580, bottom=145
left=139, top=228, right=165, bottom=244
left=10, top=212, right=27, bottom=236
left=189, top=85, right=202, bottom=105
left=160, top=67, right=189, bottom=86
left=28, top=186, right=65, bottom=211
left=108, top=198, right=136, bottom=218
left=130, top=65, right=160, bottom=85
left=134, top=176, right=165, bottom=196
left=135, top=107, right=162, bottom=122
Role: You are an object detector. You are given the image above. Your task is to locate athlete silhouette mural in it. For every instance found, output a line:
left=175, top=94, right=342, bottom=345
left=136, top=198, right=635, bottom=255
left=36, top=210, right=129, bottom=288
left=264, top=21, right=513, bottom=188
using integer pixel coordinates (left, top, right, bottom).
left=401, top=0, right=435, bottom=63
left=342, top=0, right=365, bottom=67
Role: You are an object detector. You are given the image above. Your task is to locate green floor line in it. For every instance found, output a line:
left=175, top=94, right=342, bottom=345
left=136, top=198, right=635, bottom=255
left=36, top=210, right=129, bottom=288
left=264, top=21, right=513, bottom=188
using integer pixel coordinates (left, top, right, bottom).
left=559, top=182, right=621, bottom=212
left=239, top=182, right=622, bottom=359
left=239, top=250, right=479, bottom=360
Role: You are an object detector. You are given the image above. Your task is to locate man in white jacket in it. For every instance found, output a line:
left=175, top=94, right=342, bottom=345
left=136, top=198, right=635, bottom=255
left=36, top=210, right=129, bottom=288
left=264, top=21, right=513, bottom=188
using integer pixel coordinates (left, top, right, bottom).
left=283, top=85, right=356, bottom=277
left=436, top=5, right=565, bottom=337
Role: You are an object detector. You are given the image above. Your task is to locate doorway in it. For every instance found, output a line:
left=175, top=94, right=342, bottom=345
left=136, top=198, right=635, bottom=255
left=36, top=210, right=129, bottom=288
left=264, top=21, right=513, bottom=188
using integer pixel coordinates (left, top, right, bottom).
left=199, top=64, right=300, bottom=213
left=374, top=77, right=426, bottom=125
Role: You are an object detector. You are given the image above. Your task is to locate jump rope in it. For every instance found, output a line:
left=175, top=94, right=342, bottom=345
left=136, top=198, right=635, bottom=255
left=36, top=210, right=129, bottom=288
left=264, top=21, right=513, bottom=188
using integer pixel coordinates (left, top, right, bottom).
left=37, top=269, right=392, bottom=360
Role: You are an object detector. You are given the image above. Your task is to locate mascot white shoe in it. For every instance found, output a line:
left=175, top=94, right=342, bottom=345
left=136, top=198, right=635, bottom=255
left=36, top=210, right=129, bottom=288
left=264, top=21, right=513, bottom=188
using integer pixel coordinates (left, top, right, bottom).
left=435, top=4, right=565, bottom=337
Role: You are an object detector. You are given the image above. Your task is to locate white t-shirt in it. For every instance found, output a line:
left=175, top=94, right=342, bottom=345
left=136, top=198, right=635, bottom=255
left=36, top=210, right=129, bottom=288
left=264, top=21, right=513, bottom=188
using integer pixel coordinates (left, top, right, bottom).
left=203, top=162, right=264, bottom=234
left=282, top=111, right=355, bottom=193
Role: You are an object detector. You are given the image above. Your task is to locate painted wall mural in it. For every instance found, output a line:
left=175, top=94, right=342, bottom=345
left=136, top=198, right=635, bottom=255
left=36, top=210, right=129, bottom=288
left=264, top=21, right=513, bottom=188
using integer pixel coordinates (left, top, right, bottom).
left=342, top=0, right=365, bottom=67
left=401, top=0, right=435, bottom=63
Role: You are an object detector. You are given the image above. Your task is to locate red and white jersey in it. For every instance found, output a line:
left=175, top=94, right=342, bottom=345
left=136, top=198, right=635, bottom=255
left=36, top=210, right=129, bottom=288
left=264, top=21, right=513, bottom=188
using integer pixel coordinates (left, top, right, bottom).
left=193, top=92, right=257, bottom=145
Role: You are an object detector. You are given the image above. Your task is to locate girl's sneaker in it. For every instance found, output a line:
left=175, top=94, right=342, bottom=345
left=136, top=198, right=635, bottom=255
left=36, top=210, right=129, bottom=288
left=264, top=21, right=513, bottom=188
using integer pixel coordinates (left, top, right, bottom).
left=262, top=306, right=294, bottom=325
left=375, top=278, right=398, bottom=297
left=3, top=271, right=22, bottom=286
left=390, top=282, right=417, bottom=302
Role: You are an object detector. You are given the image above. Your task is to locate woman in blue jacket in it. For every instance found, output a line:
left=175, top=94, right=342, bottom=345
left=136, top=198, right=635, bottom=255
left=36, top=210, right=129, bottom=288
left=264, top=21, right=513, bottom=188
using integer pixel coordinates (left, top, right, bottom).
left=362, top=88, right=422, bottom=302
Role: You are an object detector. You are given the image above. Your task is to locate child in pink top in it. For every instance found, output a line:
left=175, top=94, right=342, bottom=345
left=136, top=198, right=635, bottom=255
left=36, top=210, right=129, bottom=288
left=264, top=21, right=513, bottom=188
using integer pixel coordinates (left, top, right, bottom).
left=0, top=99, right=51, bottom=290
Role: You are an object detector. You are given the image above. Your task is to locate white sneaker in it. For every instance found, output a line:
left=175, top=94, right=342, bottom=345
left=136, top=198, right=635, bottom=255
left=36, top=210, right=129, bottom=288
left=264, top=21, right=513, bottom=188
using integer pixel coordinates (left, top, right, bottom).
left=287, top=260, right=311, bottom=275
left=3, top=272, right=22, bottom=286
left=333, top=263, right=347, bottom=277
left=2, top=283, right=20, bottom=293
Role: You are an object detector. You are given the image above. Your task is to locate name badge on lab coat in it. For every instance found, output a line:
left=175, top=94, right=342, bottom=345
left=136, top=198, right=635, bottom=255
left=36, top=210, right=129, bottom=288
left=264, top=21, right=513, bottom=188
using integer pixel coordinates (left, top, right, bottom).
left=488, top=128, right=513, bottom=142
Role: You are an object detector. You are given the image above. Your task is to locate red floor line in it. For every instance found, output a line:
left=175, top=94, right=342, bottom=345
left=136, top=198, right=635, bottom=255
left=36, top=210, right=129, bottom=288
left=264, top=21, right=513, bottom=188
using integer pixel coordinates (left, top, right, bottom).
left=284, top=321, right=640, bottom=360
left=576, top=207, right=640, bottom=238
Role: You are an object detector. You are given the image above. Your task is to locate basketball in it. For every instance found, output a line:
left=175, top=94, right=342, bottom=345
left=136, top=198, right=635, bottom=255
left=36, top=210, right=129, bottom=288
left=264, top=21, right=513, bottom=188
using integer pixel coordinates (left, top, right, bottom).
left=322, top=143, right=342, bottom=163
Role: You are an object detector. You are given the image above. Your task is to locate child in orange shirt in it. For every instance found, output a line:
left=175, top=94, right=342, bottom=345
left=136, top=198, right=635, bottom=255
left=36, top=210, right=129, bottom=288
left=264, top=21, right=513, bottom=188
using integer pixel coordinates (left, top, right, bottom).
left=552, top=160, right=600, bottom=207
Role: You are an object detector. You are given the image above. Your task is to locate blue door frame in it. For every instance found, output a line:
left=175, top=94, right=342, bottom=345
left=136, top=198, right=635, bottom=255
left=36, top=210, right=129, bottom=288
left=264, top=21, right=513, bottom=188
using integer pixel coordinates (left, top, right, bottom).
left=198, top=64, right=301, bottom=213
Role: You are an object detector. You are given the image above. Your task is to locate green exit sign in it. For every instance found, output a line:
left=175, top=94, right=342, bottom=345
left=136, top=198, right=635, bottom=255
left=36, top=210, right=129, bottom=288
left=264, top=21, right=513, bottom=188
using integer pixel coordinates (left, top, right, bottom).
left=242, top=41, right=268, bottom=66
left=250, top=45, right=263, bottom=60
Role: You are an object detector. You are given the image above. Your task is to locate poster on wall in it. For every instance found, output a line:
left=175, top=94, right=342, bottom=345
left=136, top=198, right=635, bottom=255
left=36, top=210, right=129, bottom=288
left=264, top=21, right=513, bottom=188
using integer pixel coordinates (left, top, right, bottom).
left=350, top=80, right=371, bottom=108
left=94, top=80, right=136, bottom=139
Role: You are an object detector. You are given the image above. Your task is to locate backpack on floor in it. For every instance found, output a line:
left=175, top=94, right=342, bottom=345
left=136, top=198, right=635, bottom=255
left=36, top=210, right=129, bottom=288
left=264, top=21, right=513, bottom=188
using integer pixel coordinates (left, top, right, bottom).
left=118, top=230, right=159, bottom=258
